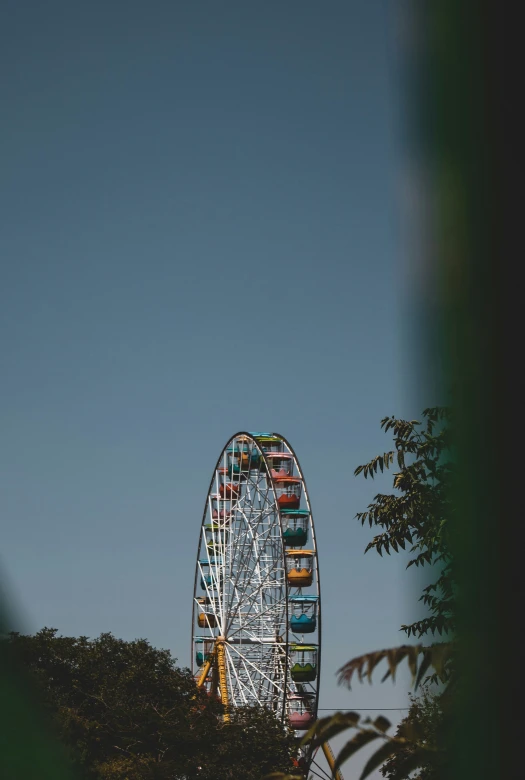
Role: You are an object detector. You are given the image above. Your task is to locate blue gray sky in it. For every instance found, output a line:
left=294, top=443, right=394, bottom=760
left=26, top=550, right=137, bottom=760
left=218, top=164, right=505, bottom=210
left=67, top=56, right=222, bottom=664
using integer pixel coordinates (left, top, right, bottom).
left=1, top=1, right=431, bottom=775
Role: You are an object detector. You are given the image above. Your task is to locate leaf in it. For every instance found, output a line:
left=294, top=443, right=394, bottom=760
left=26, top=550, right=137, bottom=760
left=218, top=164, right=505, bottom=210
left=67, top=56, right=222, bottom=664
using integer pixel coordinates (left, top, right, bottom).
left=359, top=738, right=404, bottom=780
left=372, top=715, right=391, bottom=733
left=338, top=646, right=416, bottom=688
left=406, top=645, right=421, bottom=684
left=366, top=652, right=385, bottom=684
left=303, top=712, right=361, bottom=749
left=383, top=648, right=399, bottom=683
left=334, top=730, right=382, bottom=772
left=415, top=649, right=433, bottom=690
left=299, top=714, right=334, bottom=744
left=429, top=642, right=449, bottom=679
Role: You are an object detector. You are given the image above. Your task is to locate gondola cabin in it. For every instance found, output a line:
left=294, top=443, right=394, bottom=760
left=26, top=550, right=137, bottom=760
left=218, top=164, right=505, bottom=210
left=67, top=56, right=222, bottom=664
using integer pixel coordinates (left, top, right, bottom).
left=289, top=595, right=318, bottom=633
left=288, top=693, right=316, bottom=730
left=226, top=437, right=260, bottom=475
left=195, top=597, right=218, bottom=629
left=252, top=434, right=283, bottom=454
left=194, top=637, right=214, bottom=665
left=285, top=551, right=314, bottom=587
left=206, top=540, right=227, bottom=554
left=206, top=526, right=229, bottom=553
left=290, top=645, right=318, bottom=682
left=282, top=510, right=309, bottom=547
left=205, top=522, right=227, bottom=533
left=197, top=612, right=217, bottom=628
left=274, top=477, right=302, bottom=509
left=199, top=558, right=222, bottom=590
left=265, top=452, right=294, bottom=478
left=210, top=497, right=231, bottom=521
left=195, top=639, right=208, bottom=667
left=218, top=477, right=240, bottom=499
left=205, top=524, right=229, bottom=542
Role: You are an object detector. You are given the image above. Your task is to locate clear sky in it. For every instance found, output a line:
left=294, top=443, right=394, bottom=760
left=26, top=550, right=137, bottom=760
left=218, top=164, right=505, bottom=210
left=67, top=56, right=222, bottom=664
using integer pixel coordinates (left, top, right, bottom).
left=1, top=2, right=430, bottom=776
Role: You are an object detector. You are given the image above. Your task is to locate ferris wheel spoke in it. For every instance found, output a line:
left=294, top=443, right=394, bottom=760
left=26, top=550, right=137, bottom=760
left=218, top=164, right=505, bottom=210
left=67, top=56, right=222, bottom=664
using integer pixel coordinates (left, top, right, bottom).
left=204, top=458, right=277, bottom=634
left=198, top=558, right=225, bottom=631
left=225, top=645, right=260, bottom=705
left=228, top=548, right=269, bottom=625
left=227, top=552, right=280, bottom=621
left=225, top=513, right=283, bottom=612
left=236, top=469, right=272, bottom=525
left=200, top=535, right=224, bottom=628
left=238, top=479, right=271, bottom=520
left=225, top=566, right=286, bottom=636
left=227, top=570, right=285, bottom=626
left=231, top=477, right=272, bottom=551
left=224, top=645, right=250, bottom=706
left=226, top=642, right=286, bottom=697
left=225, top=492, right=266, bottom=585
left=226, top=591, right=287, bottom=640
left=310, top=757, right=335, bottom=780
left=225, top=652, right=248, bottom=705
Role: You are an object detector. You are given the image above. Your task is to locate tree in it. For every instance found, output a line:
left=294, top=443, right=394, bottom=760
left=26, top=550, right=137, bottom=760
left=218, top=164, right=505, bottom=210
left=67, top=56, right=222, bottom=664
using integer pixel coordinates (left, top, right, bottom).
left=336, top=408, right=454, bottom=778
left=380, top=687, right=446, bottom=780
left=198, top=705, right=300, bottom=780
left=5, top=628, right=297, bottom=780
left=270, top=408, right=455, bottom=780
left=353, top=407, right=454, bottom=640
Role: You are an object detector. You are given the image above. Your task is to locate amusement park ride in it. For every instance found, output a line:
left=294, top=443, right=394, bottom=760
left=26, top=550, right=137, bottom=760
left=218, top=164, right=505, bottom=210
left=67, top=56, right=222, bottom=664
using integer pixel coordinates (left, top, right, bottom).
left=191, top=432, right=343, bottom=780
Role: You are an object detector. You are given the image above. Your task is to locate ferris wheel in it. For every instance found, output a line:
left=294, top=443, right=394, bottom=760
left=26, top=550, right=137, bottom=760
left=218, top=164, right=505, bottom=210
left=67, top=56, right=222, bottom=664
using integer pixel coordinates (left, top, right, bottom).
left=191, top=432, right=342, bottom=779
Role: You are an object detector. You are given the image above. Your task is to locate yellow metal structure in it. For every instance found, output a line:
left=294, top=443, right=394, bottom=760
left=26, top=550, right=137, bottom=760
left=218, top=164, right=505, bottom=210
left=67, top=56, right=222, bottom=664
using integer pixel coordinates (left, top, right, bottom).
left=321, top=740, right=344, bottom=780
left=196, top=639, right=230, bottom=724
left=196, top=650, right=215, bottom=689
left=216, top=638, right=230, bottom=723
